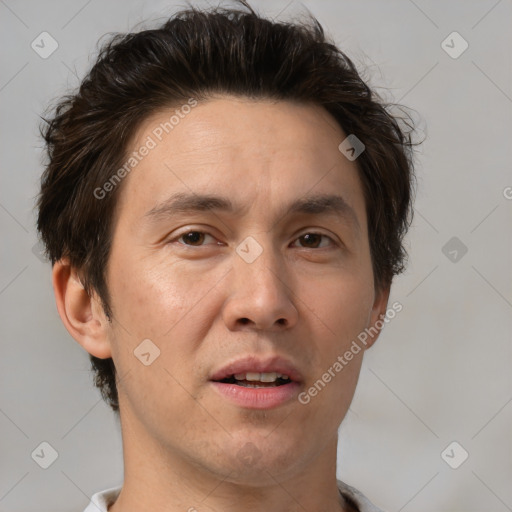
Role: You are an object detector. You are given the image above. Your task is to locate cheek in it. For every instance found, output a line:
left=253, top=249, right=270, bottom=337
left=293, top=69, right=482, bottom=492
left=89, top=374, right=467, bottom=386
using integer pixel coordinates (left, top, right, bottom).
left=106, top=258, right=217, bottom=431
left=293, top=269, right=373, bottom=404
left=115, top=352, right=214, bottom=450
left=301, top=267, right=375, bottom=346
left=108, top=250, right=226, bottom=342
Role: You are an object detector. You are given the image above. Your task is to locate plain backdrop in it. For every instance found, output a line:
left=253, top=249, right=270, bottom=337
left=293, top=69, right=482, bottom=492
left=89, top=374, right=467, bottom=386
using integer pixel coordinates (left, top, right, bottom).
left=1, top=1, right=511, bottom=511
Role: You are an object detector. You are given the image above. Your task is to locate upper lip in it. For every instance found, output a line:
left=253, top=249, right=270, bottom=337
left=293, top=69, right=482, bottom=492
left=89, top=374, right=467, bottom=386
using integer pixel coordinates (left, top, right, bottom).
left=210, top=355, right=304, bottom=383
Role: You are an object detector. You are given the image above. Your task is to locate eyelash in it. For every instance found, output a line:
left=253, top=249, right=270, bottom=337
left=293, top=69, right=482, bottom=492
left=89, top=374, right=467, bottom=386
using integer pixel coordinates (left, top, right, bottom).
left=170, top=230, right=338, bottom=249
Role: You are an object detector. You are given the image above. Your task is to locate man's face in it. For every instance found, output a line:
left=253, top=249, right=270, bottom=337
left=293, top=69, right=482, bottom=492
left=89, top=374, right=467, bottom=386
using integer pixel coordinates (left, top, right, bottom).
left=102, top=96, right=388, bottom=482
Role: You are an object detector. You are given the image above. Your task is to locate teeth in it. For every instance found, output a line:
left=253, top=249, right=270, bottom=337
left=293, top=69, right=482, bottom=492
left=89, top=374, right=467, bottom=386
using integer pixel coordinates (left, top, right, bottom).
left=233, top=372, right=290, bottom=382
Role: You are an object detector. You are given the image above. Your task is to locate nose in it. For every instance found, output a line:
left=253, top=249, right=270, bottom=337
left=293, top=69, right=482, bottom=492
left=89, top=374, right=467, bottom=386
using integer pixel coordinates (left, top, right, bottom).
left=221, top=239, right=299, bottom=332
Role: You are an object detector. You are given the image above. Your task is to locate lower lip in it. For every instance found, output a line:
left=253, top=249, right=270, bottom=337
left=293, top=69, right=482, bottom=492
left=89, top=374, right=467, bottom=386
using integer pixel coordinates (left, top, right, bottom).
left=210, top=381, right=301, bottom=409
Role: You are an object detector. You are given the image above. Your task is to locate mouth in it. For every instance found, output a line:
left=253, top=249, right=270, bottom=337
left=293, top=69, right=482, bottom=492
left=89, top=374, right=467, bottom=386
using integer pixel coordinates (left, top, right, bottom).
left=209, top=356, right=303, bottom=409
left=215, top=372, right=294, bottom=388
left=210, top=355, right=304, bottom=384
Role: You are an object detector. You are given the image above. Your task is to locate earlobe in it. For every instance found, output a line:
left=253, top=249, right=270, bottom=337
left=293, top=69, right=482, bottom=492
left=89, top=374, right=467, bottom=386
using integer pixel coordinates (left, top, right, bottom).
left=52, top=259, right=112, bottom=359
left=364, top=284, right=391, bottom=349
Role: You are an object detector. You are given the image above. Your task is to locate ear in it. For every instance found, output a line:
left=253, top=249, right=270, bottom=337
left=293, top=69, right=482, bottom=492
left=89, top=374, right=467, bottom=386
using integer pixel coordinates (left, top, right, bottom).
left=364, top=283, right=391, bottom=349
left=52, top=259, right=112, bottom=359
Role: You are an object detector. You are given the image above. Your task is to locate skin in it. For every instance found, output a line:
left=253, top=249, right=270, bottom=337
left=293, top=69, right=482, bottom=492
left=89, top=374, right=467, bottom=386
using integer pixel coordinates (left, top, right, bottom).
left=53, top=96, right=390, bottom=512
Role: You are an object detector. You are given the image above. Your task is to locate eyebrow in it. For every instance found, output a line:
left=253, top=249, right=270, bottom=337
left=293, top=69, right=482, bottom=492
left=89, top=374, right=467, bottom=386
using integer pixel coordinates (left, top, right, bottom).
left=144, top=192, right=360, bottom=233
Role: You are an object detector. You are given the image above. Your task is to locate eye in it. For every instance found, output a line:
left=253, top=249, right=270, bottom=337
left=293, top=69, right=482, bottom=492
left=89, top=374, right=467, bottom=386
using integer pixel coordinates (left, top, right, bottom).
left=170, top=230, right=337, bottom=249
left=174, top=231, right=218, bottom=246
left=291, top=232, right=336, bottom=249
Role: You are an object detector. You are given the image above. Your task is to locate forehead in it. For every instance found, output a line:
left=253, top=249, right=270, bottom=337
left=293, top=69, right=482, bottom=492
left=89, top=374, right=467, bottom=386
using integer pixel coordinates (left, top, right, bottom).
left=114, top=96, right=366, bottom=229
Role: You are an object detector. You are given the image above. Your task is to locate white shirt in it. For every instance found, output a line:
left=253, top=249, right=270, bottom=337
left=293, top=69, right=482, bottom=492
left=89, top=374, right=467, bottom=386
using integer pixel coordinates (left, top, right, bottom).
left=83, top=480, right=385, bottom=512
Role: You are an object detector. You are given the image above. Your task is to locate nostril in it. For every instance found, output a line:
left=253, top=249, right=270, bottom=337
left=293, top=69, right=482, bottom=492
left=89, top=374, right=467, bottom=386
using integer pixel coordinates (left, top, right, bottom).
left=239, top=318, right=250, bottom=325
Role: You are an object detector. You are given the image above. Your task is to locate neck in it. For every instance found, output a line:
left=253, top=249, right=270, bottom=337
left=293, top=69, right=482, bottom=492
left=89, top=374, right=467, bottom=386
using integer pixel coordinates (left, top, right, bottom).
left=108, top=410, right=352, bottom=512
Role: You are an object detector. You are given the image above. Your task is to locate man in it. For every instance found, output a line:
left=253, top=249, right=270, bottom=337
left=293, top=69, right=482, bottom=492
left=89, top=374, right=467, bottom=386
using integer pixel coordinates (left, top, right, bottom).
left=36, top=1, right=417, bottom=511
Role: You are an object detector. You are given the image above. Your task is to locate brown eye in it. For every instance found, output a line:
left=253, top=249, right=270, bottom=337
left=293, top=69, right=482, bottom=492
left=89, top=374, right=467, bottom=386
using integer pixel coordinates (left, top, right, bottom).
left=179, top=231, right=208, bottom=246
left=300, top=233, right=322, bottom=248
left=294, top=233, right=334, bottom=249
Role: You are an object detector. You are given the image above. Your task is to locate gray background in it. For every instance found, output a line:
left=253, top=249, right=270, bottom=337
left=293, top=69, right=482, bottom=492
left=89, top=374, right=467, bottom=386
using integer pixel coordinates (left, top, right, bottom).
left=1, top=0, right=511, bottom=510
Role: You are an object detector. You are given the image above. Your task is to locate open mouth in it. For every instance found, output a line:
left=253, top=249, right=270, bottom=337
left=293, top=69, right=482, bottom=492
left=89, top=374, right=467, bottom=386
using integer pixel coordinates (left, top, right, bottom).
left=210, top=368, right=301, bottom=408
left=217, top=372, right=292, bottom=388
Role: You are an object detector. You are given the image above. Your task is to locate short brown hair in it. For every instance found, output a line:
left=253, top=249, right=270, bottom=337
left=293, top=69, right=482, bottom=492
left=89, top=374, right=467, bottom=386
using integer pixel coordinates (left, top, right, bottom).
left=36, top=0, right=418, bottom=413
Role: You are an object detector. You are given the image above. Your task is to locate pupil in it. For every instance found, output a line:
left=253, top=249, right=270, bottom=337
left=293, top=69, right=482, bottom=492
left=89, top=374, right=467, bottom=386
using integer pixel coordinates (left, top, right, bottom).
left=184, top=232, right=204, bottom=245
left=302, top=233, right=320, bottom=248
